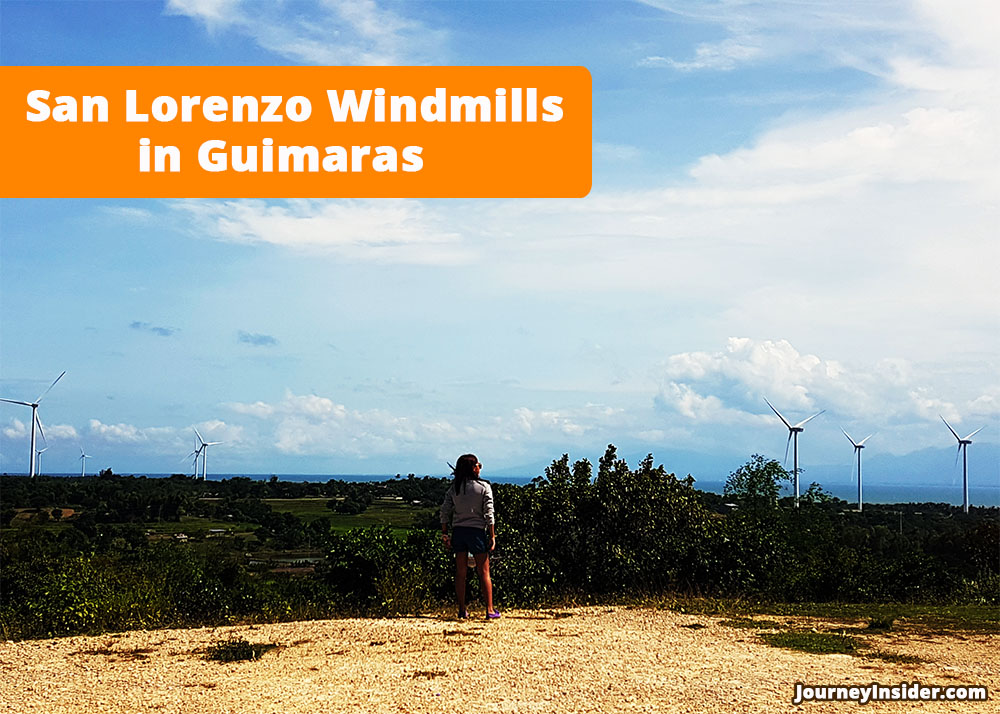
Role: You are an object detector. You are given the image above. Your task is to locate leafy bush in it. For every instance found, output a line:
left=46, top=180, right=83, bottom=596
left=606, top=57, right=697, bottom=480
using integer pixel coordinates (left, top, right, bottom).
left=322, top=526, right=452, bottom=614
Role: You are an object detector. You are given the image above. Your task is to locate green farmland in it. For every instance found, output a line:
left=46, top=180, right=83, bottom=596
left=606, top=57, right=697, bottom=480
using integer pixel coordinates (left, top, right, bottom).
left=264, top=497, right=435, bottom=535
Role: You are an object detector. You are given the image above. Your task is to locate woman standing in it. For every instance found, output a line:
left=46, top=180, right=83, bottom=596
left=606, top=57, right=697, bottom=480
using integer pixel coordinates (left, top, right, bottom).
left=440, top=454, right=499, bottom=619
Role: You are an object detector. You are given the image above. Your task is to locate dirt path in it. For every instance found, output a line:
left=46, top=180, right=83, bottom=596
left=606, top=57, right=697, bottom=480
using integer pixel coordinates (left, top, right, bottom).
left=1, top=607, right=995, bottom=713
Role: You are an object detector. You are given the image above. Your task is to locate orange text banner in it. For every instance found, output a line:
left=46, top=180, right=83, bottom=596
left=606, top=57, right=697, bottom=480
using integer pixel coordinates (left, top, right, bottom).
left=1, top=66, right=591, bottom=198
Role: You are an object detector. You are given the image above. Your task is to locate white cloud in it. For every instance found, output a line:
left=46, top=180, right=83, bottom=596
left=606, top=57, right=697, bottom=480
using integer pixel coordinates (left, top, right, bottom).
left=164, top=0, right=239, bottom=25
left=225, top=391, right=628, bottom=459
left=194, top=419, right=244, bottom=444
left=643, top=38, right=763, bottom=71
left=2, top=418, right=77, bottom=441
left=968, top=388, right=1000, bottom=419
left=230, top=391, right=424, bottom=456
left=3, top=418, right=27, bottom=440
left=227, top=400, right=275, bottom=418
left=909, top=0, right=1000, bottom=66
left=512, top=406, right=602, bottom=438
left=98, top=206, right=154, bottom=222
left=638, top=1, right=922, bottom=73
left=171, top=198, right=467, bottom=265
left=89, top=419, right=161, bottom=444
left=593, top=142, right=641, bottom=162
left=658, top=382, right=764, bottom=425
left=283, top=392, right=348, bottom=420
left=655, top=338, right=999, bottom=447
left=42, top=424, right=79, bottom=440
left=688, top=105, right=993, bottom=194
left=82, top=418, right=243, bottom=460
left=164, top=0, right=446, bottom=65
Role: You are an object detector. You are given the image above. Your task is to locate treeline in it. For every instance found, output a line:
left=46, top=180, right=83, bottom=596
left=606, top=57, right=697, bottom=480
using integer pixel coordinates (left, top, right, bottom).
left=1, top=447, right=997, bottom=640
left=1, top=469, right=450, bottom=556
left=1, top=469, right=447, bottom=511
left=0, top=470, right=449, bottom=526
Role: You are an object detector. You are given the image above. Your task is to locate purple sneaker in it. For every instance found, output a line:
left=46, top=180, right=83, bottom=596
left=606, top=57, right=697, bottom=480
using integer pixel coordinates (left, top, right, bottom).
left=487, top=609, right=501, bottom=620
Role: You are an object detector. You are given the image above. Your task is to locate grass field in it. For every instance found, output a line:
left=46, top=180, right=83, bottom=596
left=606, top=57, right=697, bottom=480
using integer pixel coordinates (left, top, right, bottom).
left=264, top=497, right=433, bottom=535
left=144, top=516, right=259, bottom=537
left=259, top=498, right=333, bottom=522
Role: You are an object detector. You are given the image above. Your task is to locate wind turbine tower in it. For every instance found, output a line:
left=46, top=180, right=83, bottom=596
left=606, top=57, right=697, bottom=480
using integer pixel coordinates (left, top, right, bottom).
left=764, top=397, right=825, bottom=507
left=940, top=416, right=985, bottom=514
left=193, top=428, right=222, bottom=480
left=0, top=371, right=65, bottom=477
left=842, top=430, right=873, bottom=511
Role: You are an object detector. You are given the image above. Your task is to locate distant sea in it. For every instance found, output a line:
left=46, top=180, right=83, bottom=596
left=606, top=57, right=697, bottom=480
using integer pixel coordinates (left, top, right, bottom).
left=17, top=472, right=1000, bottom=508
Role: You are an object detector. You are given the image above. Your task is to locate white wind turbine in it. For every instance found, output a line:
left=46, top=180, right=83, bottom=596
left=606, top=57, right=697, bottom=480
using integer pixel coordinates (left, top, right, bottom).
left=79, top=448, right=92, bottom=477
left=193, top=428, right=222, bottom=480
left=0, top=371, right=65, bottom=477
left=185, top=441, right=204, bottom=478
left=34, top=446, right=49, bottom=476
left=940, top=416, right=985, bottom=514
left=764, top=397, right=825, bottom=507
left=842, top=430, right=873, bottom=512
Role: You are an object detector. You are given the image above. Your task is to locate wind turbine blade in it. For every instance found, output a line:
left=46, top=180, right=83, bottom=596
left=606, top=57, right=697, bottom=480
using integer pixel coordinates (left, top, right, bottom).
left=858, top=434, right=874, bottom=446
left=764, top=397, right=793, bottom=429
left=34, top=413, right=47, bottom=446
left=841, top=428, right=858, bottom=447
left=35, top=371, right=66, bottom=403
left=193, top=427, right=205, bottom=445
left=0, top=398, right=33, bottom=407
left=963, top=426, right=985, bottom=441
left=794, top=410, right=825, bottom=429
left=784, top=432, right=792, bottom=464
left=940, top=416, right=961, bottom=441
left=954, top=445, right=962, bottom=468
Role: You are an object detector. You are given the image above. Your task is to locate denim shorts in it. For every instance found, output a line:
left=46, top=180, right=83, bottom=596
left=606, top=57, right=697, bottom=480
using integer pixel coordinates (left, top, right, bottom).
left=451, top=526, right=488, bottom=554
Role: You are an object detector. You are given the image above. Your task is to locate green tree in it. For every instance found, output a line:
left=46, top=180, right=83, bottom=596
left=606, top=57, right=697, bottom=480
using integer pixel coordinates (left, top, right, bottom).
left=716, top=455, right=792, bottom=594
left=724, top=454, right=788, bottom=513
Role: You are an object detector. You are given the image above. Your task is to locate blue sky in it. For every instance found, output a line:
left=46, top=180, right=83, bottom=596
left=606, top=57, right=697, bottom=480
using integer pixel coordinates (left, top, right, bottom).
left=1, top=1, right=998, bottom=490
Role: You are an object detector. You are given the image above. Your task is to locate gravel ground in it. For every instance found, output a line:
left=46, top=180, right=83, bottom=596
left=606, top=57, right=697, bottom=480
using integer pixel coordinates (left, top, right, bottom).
left=1, top=607, right=996, bottom=713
